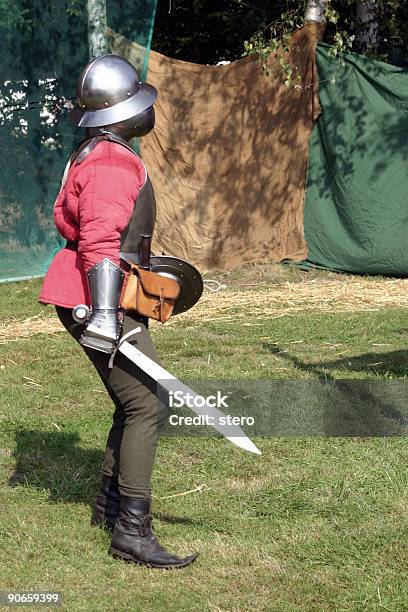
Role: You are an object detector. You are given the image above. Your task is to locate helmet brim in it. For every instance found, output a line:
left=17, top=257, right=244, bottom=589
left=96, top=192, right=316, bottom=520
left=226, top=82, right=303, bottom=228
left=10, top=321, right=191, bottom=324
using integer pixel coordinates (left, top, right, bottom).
left=69, top=83, right=158, bottom=128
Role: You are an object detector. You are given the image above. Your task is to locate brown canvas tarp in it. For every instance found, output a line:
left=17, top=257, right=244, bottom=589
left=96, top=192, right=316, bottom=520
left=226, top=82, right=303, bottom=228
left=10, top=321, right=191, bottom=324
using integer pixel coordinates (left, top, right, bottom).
left=110, top=23, right=323, bottom=271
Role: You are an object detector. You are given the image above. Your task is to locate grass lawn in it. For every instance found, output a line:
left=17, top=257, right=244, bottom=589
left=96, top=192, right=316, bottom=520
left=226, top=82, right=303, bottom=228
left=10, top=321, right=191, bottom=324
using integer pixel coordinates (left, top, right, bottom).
left=1, top=267, right=408, bottom=611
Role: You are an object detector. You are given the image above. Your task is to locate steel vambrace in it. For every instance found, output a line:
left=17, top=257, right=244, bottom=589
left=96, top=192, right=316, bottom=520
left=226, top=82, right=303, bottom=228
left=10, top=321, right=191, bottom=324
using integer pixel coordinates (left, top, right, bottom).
left=80, top=258, right=125, bottom=354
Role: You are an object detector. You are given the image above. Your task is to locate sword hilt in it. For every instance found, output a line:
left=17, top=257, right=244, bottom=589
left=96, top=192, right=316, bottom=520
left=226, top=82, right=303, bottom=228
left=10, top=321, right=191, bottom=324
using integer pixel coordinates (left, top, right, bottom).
left=139, top=234, right=152, bottom=269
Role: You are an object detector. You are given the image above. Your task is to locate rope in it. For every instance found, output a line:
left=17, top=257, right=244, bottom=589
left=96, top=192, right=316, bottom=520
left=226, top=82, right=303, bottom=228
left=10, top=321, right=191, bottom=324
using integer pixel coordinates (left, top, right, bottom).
left=203, top=279, right=227, bottom=292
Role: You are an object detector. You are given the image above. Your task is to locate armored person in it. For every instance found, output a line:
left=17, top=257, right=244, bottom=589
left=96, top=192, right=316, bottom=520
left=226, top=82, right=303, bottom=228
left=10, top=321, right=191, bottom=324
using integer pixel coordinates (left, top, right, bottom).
left=39, top=55, right=197, bottom=569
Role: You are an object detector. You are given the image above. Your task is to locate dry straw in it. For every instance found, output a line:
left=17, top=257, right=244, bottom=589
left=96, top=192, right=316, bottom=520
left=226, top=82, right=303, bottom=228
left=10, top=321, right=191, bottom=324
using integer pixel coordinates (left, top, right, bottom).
left=1, top=275, right=408, bottom=343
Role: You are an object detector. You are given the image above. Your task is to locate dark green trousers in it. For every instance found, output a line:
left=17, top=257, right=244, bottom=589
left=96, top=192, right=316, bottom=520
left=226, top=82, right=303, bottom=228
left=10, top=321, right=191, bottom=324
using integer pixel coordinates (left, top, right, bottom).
left=56, top=307, right=169, bottom=501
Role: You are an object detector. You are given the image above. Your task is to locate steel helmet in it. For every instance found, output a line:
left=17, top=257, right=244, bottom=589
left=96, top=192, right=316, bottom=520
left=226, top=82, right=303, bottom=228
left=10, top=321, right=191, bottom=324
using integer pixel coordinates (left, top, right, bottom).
left=69, top=54, right=157, bottom=128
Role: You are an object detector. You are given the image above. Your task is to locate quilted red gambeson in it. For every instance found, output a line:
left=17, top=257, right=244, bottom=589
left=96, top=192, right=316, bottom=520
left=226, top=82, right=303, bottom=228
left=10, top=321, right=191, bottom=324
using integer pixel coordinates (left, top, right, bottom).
left=39, top=140, right=147, bottom=308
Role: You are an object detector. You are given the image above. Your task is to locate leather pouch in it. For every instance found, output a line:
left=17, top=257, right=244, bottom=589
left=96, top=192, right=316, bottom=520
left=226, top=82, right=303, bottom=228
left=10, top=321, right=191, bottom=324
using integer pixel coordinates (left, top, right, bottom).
left=120, top=264, right=180, bottom=323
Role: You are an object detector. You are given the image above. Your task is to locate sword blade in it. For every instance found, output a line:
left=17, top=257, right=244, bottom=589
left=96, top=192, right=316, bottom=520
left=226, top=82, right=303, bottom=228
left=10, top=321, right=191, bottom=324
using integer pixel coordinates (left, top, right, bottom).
left=118, top=340, right=261, bottom=455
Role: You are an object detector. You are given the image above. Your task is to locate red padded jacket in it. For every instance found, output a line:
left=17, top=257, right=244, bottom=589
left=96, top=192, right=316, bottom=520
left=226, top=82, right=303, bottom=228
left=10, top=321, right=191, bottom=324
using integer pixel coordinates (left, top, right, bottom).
left=39, top=140, right=147, bottom=308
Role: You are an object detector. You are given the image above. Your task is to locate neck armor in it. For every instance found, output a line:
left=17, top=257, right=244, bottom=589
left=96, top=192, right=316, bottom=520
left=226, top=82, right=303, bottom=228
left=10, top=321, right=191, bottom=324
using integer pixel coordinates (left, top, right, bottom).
left=86, top=106, right=155, bottom=141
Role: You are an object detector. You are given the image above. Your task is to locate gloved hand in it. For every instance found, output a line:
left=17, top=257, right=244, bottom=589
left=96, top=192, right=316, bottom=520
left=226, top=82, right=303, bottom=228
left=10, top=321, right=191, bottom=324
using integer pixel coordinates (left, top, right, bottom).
left=79, top=258, right=125, bottom=354
left=80, top=308, right=123, bottom=353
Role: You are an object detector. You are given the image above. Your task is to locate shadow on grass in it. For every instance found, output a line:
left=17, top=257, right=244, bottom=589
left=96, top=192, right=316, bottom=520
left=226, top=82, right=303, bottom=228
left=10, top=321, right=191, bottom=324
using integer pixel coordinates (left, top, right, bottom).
left=313, top=350, right=408, bottom=380
left=262, top=343, right=408, bottom=436
left=7, top=429, right=199, bottom=526
left=264, top=344, right=408, bottom=380
left=8, top=430, right=100, bottom=502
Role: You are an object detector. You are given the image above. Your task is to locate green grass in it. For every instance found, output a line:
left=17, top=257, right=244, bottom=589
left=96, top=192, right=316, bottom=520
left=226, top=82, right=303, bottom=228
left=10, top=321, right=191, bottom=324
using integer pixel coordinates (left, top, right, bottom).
left=1, top=276, right=408, bottom=610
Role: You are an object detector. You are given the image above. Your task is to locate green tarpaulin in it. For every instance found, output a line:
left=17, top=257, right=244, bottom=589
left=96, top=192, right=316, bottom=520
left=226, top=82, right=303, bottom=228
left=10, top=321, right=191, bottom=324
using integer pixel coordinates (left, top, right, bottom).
left=304, top=44, right=408, bottom=276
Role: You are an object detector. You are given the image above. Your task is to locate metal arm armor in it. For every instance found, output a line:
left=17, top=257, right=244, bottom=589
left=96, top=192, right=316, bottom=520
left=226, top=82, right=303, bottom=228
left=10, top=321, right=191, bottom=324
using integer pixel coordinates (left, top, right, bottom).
left=79, top=258, right=124, bottom=354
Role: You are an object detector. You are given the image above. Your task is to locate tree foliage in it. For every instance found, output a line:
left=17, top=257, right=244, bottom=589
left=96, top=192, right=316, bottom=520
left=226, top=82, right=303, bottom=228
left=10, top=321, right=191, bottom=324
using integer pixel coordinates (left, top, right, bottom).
left=151, top=0, right=407, bottom=66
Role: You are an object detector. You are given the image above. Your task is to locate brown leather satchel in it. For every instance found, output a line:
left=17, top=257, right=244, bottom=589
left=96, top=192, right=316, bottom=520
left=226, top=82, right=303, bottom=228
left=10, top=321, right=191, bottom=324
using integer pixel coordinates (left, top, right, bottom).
left=120, top=264, right=180, bottom=323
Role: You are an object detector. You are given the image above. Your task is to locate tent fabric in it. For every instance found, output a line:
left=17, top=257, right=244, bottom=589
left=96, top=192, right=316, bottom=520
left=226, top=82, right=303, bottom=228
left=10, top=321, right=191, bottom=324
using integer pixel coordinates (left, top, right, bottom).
left=304, top=44, right=408, bottom=276
left=0, top=1, right=158, bottom=283
left=110, top=24, right=324, bottom=271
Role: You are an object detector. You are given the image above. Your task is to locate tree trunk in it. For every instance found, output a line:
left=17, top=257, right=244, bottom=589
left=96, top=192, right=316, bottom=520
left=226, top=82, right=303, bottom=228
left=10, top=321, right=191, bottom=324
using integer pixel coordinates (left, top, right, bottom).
left=304, top=0, right=327, bottom=23
left=87, top=0, right=108, bottom=59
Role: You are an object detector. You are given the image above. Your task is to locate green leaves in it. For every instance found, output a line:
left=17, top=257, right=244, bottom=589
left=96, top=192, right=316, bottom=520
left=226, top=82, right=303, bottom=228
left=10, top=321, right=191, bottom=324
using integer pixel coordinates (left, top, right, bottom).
left=325, top=6, right=339, bottom=25
left=242, top=7, right=304, bottom=88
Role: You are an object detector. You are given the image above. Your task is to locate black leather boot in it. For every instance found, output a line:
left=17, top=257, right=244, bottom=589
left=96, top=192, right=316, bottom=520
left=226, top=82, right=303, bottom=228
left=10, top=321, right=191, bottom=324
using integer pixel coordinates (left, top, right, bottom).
left=109, top=496, right=198, bottom=569
left=90, top=474, right=120, bottom=531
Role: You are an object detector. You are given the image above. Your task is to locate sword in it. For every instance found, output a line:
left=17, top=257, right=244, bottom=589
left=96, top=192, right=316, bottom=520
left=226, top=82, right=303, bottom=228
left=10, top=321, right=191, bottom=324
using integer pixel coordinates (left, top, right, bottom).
left=72, top=306, right=261, bottom=455
left=119, top=331, right=261, bottom=455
